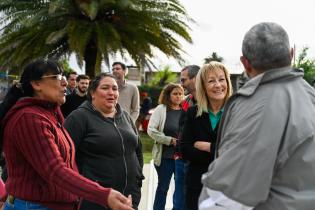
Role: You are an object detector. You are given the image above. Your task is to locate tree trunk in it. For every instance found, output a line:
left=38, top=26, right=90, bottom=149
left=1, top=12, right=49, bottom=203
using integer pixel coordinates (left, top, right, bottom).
left=84, top=40, right=97, bottom=79
left=139, top=54, right=146, bottom=85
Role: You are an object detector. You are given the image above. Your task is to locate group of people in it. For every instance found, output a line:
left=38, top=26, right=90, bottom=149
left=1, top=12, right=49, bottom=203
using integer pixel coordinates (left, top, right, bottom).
left=0, top=21, right=315, bottom=210
left=147, top=62, right=232, bottom=210
left=148, top=21, right=315, bottom=210
left=0, top=60, right=142, bottom=210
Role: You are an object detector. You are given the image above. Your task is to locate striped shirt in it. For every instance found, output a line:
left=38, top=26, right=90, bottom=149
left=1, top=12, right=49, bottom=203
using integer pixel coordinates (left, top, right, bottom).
left=3, top=98, right=110, bottom=210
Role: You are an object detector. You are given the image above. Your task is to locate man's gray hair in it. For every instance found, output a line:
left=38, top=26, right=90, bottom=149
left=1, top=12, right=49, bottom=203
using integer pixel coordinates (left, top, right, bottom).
left=242, top=22, right=292, bottom=71
left=182, top=65, right=200, bottom=78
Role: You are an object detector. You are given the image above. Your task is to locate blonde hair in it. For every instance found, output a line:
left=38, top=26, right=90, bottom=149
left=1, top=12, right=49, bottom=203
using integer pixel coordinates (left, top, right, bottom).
left=195, top=61, right=233, bottom=116
left=158, top=83, right=184, bottom=107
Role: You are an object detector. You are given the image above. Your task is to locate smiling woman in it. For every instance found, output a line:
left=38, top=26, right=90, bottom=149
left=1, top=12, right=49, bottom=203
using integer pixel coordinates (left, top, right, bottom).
left=64, top=73, right=144, bottom=210
left=180, top=61, right=233, bottom=210
left=0, top=59, right=134, bottom=210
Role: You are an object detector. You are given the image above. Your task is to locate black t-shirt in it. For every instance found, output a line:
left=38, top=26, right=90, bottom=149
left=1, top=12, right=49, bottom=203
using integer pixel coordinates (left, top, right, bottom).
left=61, top=93, right=87, bottom=117
left=162, top=108, right=181, bottom=159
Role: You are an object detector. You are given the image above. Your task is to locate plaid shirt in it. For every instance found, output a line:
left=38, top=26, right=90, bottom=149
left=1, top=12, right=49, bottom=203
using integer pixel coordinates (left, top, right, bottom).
left=181, top=94, right=196, bottom=111
left=176, top=94, right=196, bottom=158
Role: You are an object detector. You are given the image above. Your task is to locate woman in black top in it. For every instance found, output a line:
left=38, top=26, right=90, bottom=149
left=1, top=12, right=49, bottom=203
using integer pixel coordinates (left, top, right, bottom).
left=181, top=62, right=233, bottom=210
left=147, top=83, right=184, bottom=210
left=64, top=73, right=143, bottom=210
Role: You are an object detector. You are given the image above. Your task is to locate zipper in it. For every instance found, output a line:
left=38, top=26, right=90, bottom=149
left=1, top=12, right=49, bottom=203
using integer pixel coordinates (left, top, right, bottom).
left=113, top=118, right=128, bottom=194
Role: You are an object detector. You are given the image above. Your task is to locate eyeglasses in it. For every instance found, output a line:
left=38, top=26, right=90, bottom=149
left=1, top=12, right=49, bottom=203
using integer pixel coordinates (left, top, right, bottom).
left=41, top=74, right=67, bottom=81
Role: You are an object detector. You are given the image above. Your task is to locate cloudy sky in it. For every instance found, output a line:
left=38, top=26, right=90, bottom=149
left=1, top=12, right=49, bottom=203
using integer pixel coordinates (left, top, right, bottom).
left=174, top=0, right=315, bottom=73
left=71, top=0, right=315, bottom=73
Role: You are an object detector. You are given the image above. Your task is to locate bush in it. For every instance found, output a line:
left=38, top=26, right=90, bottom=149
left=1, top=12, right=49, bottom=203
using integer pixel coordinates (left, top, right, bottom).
left=138, top=85, right=163, bottom=107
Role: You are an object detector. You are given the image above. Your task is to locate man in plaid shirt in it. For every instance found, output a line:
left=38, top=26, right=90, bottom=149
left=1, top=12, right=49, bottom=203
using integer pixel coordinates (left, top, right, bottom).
left=174, top=65, right=200, bottom=210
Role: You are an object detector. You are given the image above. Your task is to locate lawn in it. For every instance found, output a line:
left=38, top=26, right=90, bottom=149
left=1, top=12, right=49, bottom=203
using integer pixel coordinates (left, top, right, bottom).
left=140, top=132, right=154, bottom=163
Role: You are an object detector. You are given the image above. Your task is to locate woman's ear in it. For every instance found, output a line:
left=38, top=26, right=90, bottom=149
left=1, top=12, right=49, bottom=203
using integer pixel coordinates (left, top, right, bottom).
left=90, top=91, right=95, bottom=100
left=30, top=80, right=42, bottom=92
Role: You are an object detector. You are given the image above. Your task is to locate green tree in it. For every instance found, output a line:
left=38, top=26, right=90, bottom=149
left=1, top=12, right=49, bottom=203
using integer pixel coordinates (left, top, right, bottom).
left=60, top=57, right=74, bottom=75
left=148, top=65, right=177, bottom=87
left=0, top=0, right=193, bottom=78
left=294, top=47, right=315, bottom=84
left=204, top=52, right=224, bottom=64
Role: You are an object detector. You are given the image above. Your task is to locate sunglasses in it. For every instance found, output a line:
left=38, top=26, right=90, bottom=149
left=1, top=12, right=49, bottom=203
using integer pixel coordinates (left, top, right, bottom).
left=41, top=74, right=67, bottom=81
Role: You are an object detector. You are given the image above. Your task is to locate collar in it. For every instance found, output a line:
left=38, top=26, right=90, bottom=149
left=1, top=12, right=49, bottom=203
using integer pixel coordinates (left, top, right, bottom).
left=237, top=67, right=303, bottom=97
left=209, top=108, right=224, bottom=116
left=118, top=80, right=127, bottom=89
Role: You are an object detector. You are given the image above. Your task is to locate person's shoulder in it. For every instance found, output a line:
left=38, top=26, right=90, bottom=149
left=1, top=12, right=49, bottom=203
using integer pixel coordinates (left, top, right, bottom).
left=156, top=104, right=166, bottom=109
left=66, top=102, right=90, bottom=118
left=126, top=82, right=137, bottom=88
left=152, top=104, right=166, bottom=113
left=120, top=109, right=133, bottom=122
left=65, top=93, right=76, bottom=101
left=184, top=94, right=193, bottom=101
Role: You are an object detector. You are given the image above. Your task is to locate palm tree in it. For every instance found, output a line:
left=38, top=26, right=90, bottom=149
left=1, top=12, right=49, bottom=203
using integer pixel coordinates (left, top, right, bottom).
left=204, top=52, right=224, bottom=64
left=0, top=0, right=193, bottom=78
left=148, top=65, right=177, bottom=87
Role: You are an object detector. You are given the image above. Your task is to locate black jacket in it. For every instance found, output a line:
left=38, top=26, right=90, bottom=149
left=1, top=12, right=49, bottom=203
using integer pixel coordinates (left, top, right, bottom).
left=64, top=101, right=143, bottom=209
left=181, top=105, right=217, bottom=190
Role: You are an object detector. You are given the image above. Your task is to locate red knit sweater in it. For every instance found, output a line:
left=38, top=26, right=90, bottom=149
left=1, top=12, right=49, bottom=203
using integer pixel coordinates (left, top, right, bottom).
left=2, top=98, right=111, bottom=210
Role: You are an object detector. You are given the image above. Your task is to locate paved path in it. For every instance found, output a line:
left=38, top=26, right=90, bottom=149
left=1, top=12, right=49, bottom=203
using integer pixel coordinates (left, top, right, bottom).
left=138, top=161, right=175, bottom=210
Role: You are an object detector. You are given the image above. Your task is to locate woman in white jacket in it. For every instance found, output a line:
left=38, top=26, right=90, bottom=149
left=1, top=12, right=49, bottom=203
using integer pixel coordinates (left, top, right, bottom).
left=147, top=83, right=184, bottom=210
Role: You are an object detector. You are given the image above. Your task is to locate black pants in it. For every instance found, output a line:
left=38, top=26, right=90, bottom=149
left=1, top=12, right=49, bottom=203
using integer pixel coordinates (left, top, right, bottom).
left=185, top=187, right=202, bottom=210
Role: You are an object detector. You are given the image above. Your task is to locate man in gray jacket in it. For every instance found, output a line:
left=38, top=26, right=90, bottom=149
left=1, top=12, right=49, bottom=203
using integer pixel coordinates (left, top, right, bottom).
left=199, top=22, right=315, bottom=210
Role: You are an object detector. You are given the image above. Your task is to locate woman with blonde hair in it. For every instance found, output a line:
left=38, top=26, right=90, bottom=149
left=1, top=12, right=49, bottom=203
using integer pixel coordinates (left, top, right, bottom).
left=147, top=83, right=184, bottom=210
left=181, top=61, right=232, bottom=210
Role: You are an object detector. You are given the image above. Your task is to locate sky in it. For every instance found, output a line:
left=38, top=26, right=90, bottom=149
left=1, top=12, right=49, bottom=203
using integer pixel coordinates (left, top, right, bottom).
left=71, top=0, right=315, bottom=74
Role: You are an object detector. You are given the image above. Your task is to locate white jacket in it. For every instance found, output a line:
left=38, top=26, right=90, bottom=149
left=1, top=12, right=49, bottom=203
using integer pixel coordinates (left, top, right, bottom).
left=147, top=104, right=173, bottom=166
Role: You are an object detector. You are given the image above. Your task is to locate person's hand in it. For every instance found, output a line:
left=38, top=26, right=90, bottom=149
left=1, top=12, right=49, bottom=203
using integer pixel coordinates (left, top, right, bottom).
left=194, top=141, right=211, bottom=152
left=107, top=190, right=134, bottom=210
left=126, top=195, right=132, bottom=207
left=171, top=138, right=177, bottom=146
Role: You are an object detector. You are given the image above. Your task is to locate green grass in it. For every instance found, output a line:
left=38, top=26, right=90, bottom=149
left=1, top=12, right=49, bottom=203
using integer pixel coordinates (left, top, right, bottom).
left=140, top=132, right=154, bottom=163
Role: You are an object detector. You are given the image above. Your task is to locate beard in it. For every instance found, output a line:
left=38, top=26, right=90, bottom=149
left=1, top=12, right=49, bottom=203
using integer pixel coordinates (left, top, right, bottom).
left=78, top=87, right=87, bottom=94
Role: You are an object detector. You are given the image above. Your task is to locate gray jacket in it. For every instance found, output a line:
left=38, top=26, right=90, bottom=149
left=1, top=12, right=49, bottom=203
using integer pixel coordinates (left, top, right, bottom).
left=200, top=67, right=315, bottom=209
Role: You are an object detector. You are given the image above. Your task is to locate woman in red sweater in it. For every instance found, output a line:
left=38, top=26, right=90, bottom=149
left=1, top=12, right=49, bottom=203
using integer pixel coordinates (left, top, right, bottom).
left=0, top=59, right=133, bottom=210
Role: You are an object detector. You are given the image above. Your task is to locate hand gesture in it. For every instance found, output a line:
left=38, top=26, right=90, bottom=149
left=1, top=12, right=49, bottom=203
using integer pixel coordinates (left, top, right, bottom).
left=107, top=190, right=134, bottom=210
left=171, top=138, right=177, bottom=146
left=194, top=141, right=211, bottom=152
